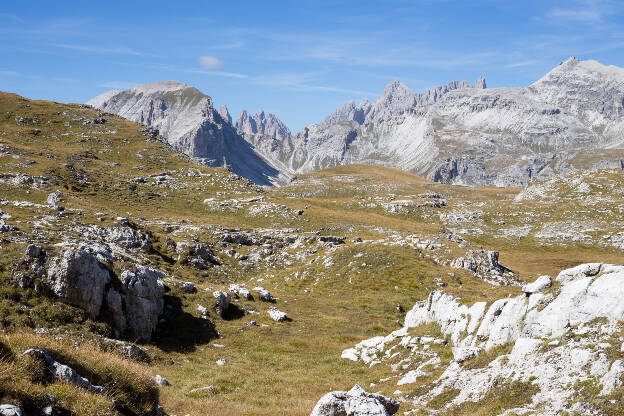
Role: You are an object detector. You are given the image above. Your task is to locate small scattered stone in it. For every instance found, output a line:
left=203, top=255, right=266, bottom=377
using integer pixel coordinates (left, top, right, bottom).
left=268, top=308, right=288, bottom=322
left=155, top=375, right=170, bottom=386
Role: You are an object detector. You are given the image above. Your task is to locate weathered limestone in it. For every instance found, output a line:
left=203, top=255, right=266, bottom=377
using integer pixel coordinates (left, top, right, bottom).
left=213, top=290, right=231, bottom=317
left=342, top=263, right=624, bottom=414
left=23, top=349, right=106, bottom=394
left=47, top=249, right=111, bottom=318
left=106, top=266, right=165, bottom=342
left=310, top=384, right=399, bottom=416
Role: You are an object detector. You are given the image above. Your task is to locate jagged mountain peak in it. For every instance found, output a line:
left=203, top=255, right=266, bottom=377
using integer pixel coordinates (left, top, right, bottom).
left=323, top=77, right=487, bottom=126
left=475, top=76, right=487, bottom=89
left=86, top=83, right=283, bottom=186
left=236, top=109, right=291, bottom=140
left=218, top=104, right=232, bottom=125
left=529, top=57, right=624, bottom=122
left=378, top=80, right=416, bottom=102
left=536, top=57, right=624, bottom=85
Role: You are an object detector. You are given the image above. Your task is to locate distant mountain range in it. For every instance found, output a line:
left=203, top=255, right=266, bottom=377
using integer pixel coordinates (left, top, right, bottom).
left=88, top=57, right=624, bottom=187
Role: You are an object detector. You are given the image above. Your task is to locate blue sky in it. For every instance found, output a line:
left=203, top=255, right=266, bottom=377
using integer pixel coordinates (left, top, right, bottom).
left=1, top=0, right=623, bottom=132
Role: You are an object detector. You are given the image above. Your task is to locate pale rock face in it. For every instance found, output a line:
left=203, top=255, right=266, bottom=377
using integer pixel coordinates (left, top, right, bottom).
left=87, top=81, right=283, bottom=186
left=309, top=384, right=399, bottom=416
left=213, top=290, right=231, bottom=317
left=254, top=58, right=624, bottom=187
left=47, top=249, right=111, bottom=318
left=46, top=190, right=62, bottom=206
left=452, top=346, right=481, bottom=362
left=364, top=80, right=418, bottom=124
left=23, top=349, right=106, bottom=394
left=600, top=360, right=624, bottom=395
left=106, top=266, right=165, bottom=342
left=236, top=109, right=291, bottom=140
left=268, top=308, right=288, bottom=322
left=154, top=375, right=170, bottom=386
left=342, top=263, right=624, bottom=414
left=323, top=99, right=372, bottom=125
left=524, top=264, right=624, bottom=338
left=0, top=405, right=23, bottom=416
left=253, top=286, right=275, bottom=302
left=229, top=283, right=251, bottom=299
left=451, top=249, right=515, bottom=285
left=218, top=105, right=232, bottom=125
left=522, top=275, right=551, bottom=294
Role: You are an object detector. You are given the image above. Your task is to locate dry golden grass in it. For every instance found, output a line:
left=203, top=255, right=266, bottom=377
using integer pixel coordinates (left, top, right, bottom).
left=0, top=333, right=158, bottom=415
left=1, top=91, right=623, bottom=415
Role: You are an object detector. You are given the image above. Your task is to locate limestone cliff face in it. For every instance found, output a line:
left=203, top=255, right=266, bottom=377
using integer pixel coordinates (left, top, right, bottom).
left=88, top=81, right=283, bottom=186
left=253, top=58, right=624, bottom=187
left=235, top=109, right=291, bottom=141
left=322, top=78, right=483, bottom=125
left=218, top=105, right=232, bottom=125
left=89, top=58, right=624, bottom=188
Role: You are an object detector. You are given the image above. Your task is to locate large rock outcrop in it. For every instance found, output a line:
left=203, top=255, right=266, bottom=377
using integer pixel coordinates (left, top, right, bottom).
left=47, top=249, right=111, bottom=318
left=106, top=266, right=165, bottom=342
left=451, top=249, right=515, bottom=285
left=342, top=263, right=624, bottom=414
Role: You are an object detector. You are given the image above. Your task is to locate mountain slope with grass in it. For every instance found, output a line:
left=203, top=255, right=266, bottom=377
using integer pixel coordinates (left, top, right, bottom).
left=87, top=81, right=286, bottom=186
left=250, top=57, right=624, bottom=187
left=0, top=91, right=623, bottom=415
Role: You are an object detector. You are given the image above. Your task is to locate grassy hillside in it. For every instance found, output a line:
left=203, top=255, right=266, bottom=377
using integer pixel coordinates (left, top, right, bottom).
left=0, top=92, right=622, bottom=415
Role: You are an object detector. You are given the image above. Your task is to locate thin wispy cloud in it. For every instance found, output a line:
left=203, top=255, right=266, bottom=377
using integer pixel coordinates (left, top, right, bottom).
left=218, top=27, right=497, bottom=70
left=252, top=72, right=377, bottom=96
left=0, top=12, right=23, bottom=22
left=0, top=70, right=19, bottom=76
left=158, top=63, right=248, bottom=79
left=198, top=56, right=224, bottom=70
left=54, top=43, right=156, bottom=57
left=99, top=81, right=137, bottom=89
left=504, top=60, right=539, bottom=68
left=546, top=0, right=620, bottom=23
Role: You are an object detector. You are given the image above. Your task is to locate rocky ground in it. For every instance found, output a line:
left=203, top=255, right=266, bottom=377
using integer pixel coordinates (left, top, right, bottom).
left=0, top=91, right=623, bottom=415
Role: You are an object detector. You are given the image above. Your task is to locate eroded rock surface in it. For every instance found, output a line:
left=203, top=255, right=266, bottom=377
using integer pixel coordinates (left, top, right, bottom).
left=342, top=264, right=624, bottom=414
left=47, top=249, right=110, bottom=318
left=310, top=384, right=399, bottom=416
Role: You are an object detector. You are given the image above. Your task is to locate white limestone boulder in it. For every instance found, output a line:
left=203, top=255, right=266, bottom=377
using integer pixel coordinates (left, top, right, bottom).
left=522, top=275, right=551, bottom=294
left=47, top=249, right=110, bottom=318
left=310, top=384, right=399, bottom=416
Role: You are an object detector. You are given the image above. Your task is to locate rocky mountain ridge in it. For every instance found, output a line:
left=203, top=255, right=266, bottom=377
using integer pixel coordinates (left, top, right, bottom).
left=250, top=57, right=624, bottom=187
left=1, top=90, right=624, bottom=414
left=323, top=77, right=486, bottom=125
left=235, top=109, right=291, bottom=140
left=87, top=81, right=284, bottom=186
left=88, top=58, right=624, bottom=188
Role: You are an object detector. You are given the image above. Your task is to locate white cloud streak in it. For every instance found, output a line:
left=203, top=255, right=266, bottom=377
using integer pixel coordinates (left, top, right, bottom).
left=54, top=43, right=155, bottom=57
left=251, top=72, right=377, bottom=96
left=198, top=55, right=224, bottom=70
left=0, top=12, right=23, bottom=22
left=99, top=81, right=137, bottom=89
left=546, top=0, right=621, bottom=23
